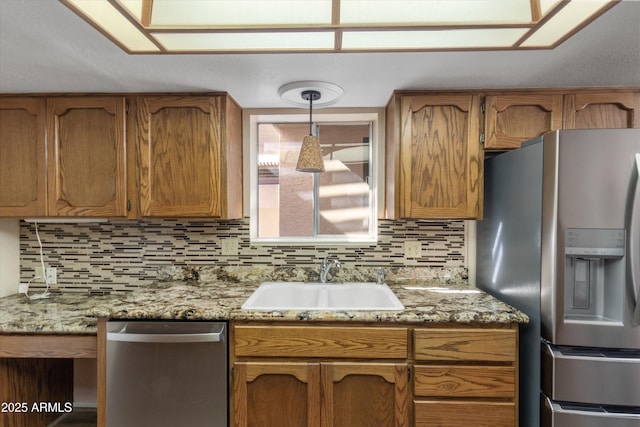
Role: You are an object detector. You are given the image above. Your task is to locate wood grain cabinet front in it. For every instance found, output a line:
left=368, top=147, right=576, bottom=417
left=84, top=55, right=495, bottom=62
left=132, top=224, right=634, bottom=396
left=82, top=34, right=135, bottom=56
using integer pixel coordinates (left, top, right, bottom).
left=0, top=97, right=47, bottom=217
left=233, top=362, right=321, bottom=427
left=231, top=323, right=410, bottom=427
left=386, top=92, right=483, bottom=219
left=483, top=93, right=563, bottom=151
left=412, top=325, right=519, bottom=427
left=233, top=361, right=409, bottom=427
left=0, top=96, right=127, bottom=217
left=47, top=97, right=127, bottom=217
left=563, top=91, right=640, bottom=129
left=0, top=93, right=243, bottom=219
left=136, top=95, right=242, bottom=218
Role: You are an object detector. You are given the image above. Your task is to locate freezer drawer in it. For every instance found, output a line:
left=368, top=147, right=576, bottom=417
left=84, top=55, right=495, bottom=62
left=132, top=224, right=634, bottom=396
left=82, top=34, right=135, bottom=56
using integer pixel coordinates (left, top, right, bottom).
left=543, top=342, right=640, bottom=406
left=543, top=396, right=640, bottom=427
left=106, top=321, right=228, bottom=427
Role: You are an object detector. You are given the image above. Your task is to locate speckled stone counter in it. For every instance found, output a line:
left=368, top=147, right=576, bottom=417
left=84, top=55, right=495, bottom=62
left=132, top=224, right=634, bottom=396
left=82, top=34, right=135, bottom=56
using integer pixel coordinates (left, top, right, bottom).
left=0, top=293, right=111, bottom=334
left=0, top=278, right=528, bottom=334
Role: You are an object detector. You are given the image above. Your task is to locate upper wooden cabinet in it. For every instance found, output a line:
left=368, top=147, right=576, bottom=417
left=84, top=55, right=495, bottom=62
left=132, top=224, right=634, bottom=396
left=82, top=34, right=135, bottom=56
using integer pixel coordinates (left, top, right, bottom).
left=563, top=91, right=640, bottom=129
left=137, top=95, right=242, bottom=218
left=0, top=98, right=47, bottom=217
left=386, top=93, right=483, bottom=219
left=47, top=97, right=127, bottom=217
left=0, top=96, right=126, bottom=217
left=483, top=90, right=640, bottom=152
left=0, top=93, right=243, bottom=219
left=483, top=93, right=563, bottom=151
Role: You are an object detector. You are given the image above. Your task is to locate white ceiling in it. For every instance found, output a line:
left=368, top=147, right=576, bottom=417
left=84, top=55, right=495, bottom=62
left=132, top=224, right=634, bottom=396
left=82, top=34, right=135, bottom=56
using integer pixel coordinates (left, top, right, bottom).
left=1, top=0, right=639, bottom=109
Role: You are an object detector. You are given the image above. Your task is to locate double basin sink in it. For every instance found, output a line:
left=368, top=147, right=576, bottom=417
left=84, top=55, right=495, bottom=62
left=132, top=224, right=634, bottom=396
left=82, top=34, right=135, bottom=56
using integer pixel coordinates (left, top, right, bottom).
left=241, top=281, right=404, bottom=311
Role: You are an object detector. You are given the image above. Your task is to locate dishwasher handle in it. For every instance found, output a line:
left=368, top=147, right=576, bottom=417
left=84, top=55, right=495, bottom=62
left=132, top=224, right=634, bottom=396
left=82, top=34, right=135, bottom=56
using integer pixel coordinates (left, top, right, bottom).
left=107, top=322, right=225, bottom=343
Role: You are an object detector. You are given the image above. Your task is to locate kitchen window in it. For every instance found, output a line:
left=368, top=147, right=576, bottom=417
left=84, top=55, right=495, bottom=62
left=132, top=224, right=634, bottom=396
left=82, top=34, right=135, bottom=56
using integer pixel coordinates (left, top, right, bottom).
left=249, top=112, right=381, bottom=244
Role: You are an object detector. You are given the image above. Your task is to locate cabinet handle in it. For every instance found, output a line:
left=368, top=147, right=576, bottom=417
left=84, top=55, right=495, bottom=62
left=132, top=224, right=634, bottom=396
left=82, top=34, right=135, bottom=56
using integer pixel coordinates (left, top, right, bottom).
left=107, top=331, right=223, bottom=343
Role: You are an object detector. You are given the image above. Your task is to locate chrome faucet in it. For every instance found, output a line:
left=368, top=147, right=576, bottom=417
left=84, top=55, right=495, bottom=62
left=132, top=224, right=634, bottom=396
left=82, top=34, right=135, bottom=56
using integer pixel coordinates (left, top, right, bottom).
left=320, top=256, right=341, bottom=283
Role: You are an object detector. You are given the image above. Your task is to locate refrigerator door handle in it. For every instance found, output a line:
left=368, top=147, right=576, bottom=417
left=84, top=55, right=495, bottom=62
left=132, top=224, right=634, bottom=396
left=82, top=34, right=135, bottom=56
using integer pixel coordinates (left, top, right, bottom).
left=630, top=153, right=640, bottom=324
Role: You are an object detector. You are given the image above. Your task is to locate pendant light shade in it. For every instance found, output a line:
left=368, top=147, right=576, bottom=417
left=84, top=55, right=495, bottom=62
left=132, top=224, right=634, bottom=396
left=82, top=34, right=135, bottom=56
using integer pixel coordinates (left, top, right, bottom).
left=296, top=90, right=325, bottom=173
left=296, top=134, right=324, bottom=172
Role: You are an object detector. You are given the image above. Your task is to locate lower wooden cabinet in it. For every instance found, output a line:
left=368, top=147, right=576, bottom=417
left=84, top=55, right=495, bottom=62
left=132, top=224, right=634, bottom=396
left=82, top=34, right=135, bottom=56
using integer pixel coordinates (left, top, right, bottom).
left=233, top=362, right=321, bottom=427
left=231, top=322, right=518, bottom=427
left=323, top=362, right=409, bottom=427
left=414, top=401, right=515, bottom=427
left=232, top=323, right=410, bottom=427
left=233, top=361, right=409, bottom=427
left=412, top=325, right=518, bottom=427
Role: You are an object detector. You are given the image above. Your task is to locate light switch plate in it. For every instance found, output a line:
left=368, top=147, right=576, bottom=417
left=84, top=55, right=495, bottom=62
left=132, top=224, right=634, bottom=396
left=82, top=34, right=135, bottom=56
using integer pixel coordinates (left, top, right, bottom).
left=221, top=237, right=239, bottom=256
left=404, top=241, right=422, bottom=259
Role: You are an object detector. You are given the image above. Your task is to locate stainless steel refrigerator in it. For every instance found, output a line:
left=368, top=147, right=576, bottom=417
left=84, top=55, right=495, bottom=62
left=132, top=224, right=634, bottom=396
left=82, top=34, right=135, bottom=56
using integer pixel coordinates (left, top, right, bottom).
left=476, top=129, right=640, bottom=427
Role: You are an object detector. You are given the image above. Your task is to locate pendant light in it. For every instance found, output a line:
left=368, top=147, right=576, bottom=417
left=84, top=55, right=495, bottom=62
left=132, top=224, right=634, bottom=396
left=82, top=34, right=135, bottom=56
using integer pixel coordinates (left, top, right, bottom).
left=296, top=90, right=325, bottom=173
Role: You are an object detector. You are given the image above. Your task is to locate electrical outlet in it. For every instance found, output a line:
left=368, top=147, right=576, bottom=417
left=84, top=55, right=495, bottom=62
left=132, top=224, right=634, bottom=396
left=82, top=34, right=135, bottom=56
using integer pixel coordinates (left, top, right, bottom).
left=19, top=283, right=29, bottom=294
left=221, top=237, right=239, bottom=256
left=404, top=241, right=422, bottom=258
left=45, top=267, right=57, bottom=285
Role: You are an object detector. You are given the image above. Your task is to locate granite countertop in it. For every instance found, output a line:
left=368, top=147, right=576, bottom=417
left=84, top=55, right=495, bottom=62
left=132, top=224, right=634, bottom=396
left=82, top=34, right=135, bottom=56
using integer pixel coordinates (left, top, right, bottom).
left=0, top=278, right=528, bottom=334
left=0, top=293, right=112, bottom=334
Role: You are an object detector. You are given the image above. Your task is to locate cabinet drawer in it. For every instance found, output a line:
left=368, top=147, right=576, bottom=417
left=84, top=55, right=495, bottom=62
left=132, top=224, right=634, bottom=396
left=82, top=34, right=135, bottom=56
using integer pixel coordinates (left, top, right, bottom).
left=414, top=365, right=515, bottom=398
left=414, top=328, right=516, bottom=362
left=415, top=400, right=516, bottom=427
left=234, top=325, right=408, bottom=359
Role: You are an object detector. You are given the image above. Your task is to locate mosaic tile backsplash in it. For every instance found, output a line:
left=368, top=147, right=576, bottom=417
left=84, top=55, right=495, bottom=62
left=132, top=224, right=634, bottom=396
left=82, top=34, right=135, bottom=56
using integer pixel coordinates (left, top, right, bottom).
left=20, top=218, right=466, bottom=293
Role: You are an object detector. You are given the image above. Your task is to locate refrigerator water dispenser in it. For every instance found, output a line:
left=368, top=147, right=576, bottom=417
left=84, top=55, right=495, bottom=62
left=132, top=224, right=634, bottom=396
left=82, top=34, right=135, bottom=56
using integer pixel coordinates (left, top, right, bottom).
left=564, top=228, right=625, bottom=323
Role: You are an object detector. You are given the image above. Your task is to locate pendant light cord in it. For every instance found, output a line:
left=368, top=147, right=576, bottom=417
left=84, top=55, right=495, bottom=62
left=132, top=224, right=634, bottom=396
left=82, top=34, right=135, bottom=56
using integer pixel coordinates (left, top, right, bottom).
left=301, top=89, right=320, bottom=136
left=308, top=94, right=313, bottom=135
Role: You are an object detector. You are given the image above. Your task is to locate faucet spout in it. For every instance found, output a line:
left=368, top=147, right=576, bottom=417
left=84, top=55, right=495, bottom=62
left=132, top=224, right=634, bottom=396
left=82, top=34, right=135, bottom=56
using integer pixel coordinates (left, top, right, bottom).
left=320, top=256, right=341, bottom=283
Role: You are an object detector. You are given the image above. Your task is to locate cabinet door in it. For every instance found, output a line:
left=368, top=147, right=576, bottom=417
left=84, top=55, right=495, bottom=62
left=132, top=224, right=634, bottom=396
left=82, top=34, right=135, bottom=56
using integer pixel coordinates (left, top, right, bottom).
left=0, top=98, right=47, bottom=216
left=47, top=97, right=127, bottom=216
left=483, top=94, right=563, bottom=150
left=399, top=94, right=482, bottom=219
left=321, top=362, right=409, bottom=427
left=564, top=91, right=640, bottom=129
left=233, top=362, right=321, bottom=427
left=138, top=96, right=223, bottom=217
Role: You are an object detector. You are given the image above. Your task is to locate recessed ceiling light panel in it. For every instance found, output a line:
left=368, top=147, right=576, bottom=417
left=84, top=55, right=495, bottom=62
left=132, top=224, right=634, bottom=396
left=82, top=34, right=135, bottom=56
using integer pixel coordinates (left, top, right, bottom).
left=60, top=0, right=620, bottom=54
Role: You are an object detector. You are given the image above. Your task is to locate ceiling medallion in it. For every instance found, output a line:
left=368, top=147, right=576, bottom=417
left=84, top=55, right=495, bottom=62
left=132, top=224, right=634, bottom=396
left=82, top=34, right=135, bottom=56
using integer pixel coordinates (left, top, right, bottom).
left=278, top=81, right=344, bottom=108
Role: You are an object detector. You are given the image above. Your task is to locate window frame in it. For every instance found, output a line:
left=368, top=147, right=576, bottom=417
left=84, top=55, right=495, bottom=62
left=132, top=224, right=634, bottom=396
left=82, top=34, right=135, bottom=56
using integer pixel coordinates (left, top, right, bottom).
left=246, top=109, right=384, bottom=245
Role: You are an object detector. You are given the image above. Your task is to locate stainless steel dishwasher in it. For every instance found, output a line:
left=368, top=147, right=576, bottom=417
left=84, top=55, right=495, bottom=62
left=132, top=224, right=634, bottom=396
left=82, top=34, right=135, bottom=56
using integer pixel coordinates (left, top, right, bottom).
left=106, top=321, right=227, bottom=427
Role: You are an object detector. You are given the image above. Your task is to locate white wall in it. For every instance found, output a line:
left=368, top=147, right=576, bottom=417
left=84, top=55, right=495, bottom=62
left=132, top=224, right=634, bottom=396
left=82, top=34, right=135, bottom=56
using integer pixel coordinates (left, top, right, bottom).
left=0, top=219, right=20, bottom=297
